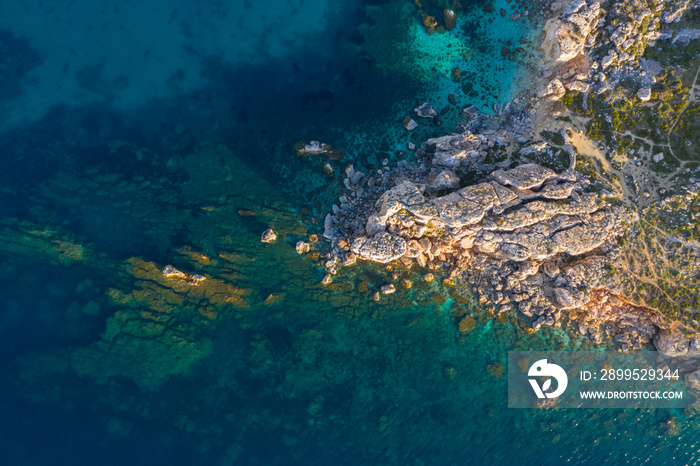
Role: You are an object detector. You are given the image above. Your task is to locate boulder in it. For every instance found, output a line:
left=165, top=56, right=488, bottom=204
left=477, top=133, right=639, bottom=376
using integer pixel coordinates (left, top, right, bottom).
left=444, top=9, right=456, bottom=31
left=261, top=229, right=277, bottom=243
left=637, top=87, right=652, bottom=102
left=543, top=78, right=566, bottom=100
left=350, top=233, right=407, bottom=263
left=565, top=81, right=590, bottom=93
left=296, top=241, right=310, bottom=254
left=654, top=329, right=700, bottom=360
left=421, top=131, right=482, bottom=168
left=403, top=116, right=418, bottom=131
left=429, top=170, right=460, bottom=191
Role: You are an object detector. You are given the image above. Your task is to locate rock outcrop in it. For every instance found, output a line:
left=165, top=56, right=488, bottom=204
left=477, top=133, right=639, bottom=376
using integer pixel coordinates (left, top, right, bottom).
left=421, top=131, right=483, bottom=168
left=324, top=161, right=632, bottom=330
left=544, top=0, right=601, bottom=62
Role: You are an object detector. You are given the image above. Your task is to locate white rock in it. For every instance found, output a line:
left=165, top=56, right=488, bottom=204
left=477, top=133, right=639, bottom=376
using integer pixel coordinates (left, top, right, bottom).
left=543, top=79, right=566, bottom=100
left=261, top=229, right=277, bottom=243
left=296, top=241, right=310, bottom=254
left=601, top=51, right=617, bottom=68
left=297, top=140, right=330, bottom=155
left=637, top=87, right=652, bottom=102
left=565, top=81, right=590, bottom=93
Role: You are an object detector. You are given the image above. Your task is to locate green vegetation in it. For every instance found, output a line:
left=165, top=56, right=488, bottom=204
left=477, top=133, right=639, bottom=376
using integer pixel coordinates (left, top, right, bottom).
left=561, top=17, right=700, bottom=326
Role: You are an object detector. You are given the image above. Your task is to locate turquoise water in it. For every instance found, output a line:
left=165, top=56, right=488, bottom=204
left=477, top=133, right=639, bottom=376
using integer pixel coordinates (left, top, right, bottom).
left=0, top=0, right=698, bottom=464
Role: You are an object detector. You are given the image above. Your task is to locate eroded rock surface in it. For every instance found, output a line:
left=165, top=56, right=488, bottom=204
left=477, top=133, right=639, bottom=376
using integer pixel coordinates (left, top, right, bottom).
left=325, top=162, right=633, bottom=331
left=544, top=0, right=601, bottom=62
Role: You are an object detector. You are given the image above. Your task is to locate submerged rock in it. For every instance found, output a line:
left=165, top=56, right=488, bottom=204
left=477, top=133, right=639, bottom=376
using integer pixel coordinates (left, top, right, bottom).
left=403, top=116, right=418, bottom=131
left=162, top=264, right=205, bottom=285
left=444, top=9, right=456, bottom=31
left=414, top=102, right=438, bottom=119
left=458, top=315, right=476, bottom=334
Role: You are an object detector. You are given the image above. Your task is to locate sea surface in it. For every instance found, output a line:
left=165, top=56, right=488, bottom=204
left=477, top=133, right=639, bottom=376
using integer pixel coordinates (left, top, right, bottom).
left=0, top=0, right=698, bottom=464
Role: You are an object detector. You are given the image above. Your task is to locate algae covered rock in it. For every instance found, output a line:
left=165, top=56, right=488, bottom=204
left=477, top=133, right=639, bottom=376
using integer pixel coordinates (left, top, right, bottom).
left=458, top=315, right=476, bottom=334
left=62, top=256, right=251, bottom=389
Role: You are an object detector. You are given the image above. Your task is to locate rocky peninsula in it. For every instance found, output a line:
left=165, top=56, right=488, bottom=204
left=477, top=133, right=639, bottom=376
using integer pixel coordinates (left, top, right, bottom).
left=304, top=0, right=700, bottom=380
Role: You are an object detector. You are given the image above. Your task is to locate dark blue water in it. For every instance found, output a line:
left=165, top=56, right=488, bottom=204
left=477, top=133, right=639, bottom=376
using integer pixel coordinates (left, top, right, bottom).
left=0, top=0, right=698, bottom=464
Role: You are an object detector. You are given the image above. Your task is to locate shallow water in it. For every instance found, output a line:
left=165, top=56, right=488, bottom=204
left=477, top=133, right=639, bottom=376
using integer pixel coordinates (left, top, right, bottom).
left=0, top=0, right=698, bottom=464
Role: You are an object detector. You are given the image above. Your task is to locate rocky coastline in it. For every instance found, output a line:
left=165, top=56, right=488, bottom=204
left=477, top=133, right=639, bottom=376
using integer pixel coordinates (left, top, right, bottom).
left=284, top=0, right=700, bottom=384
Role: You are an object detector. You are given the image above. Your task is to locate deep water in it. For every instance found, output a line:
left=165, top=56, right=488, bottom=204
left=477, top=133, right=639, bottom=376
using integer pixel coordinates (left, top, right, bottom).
left=1, top=0, right=699, bottom=465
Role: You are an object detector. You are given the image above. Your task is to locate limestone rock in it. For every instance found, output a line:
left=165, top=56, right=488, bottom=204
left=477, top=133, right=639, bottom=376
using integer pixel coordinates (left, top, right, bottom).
left=433, top=192, right=486, bottom=228
left=323, top=155, right=630, bottom=338
left=654, top=329, right=700, bottom=361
